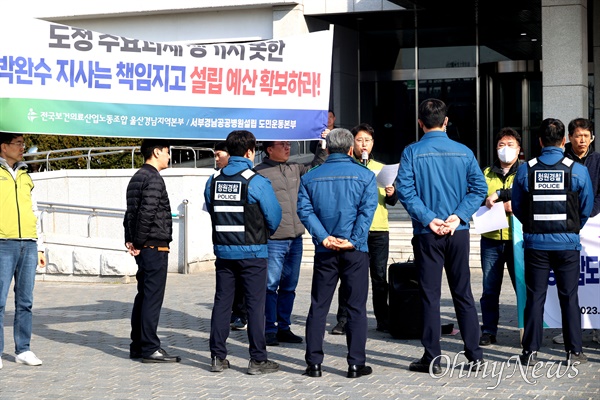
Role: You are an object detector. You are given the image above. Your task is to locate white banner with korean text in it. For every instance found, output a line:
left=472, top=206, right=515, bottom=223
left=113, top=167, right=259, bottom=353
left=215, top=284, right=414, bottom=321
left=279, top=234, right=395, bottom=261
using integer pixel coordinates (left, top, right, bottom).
left=543, top=215, right=600, bottom=328
left=0, top=17, right=333, bottom=140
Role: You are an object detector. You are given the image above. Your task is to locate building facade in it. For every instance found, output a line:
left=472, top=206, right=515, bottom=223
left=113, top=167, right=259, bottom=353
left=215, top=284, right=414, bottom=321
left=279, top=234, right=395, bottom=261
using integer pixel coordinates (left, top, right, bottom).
left=11, top=0, right=598, bottom=166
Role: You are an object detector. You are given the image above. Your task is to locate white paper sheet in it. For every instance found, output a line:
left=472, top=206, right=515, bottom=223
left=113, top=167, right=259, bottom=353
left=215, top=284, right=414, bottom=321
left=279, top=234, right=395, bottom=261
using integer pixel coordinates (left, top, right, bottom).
left=376, top=163, right=399, bottom=188
left=472, top=202, right=509, bottom=234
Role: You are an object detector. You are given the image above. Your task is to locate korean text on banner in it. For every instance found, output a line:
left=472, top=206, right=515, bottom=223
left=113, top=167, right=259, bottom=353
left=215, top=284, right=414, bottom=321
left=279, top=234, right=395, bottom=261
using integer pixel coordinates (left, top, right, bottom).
left=0, top=17, right=334, bottom=140
left=543, top=215, right=600, bottom=329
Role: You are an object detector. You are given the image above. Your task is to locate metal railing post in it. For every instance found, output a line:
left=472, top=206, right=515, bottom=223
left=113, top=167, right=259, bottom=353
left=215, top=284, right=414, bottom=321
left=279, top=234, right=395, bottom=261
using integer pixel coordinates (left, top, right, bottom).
left=39, top=208, right=48, bottom=233
left=183, top=199, right=189, bottom=274
left=87, top=211, right=97, bottom=238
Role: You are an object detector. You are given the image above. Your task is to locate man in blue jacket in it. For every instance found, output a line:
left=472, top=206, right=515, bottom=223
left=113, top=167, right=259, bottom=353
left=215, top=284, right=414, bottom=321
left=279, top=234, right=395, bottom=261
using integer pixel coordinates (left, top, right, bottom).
left=297, top=128, right=378, bottom=379
left=512, top=118, right=593, bottom=365
left=396, top=98, right=487, bottom=375
left=204, top=130, right=282, bottom=375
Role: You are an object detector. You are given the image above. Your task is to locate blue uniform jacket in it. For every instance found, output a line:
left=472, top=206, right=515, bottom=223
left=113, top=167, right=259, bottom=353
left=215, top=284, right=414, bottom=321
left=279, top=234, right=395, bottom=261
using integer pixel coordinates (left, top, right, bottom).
left=395, top=130, right=487, bottom=235
left=204, top=156, right=282, bottom=259
left=297, top=153, right=378, bottom=253
left=512, top=146, right=594, bottom=251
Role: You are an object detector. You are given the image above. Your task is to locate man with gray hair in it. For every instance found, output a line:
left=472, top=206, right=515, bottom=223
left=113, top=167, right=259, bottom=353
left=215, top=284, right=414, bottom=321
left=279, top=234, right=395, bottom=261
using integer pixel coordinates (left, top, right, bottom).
left=297, top=128, right=378, bottom=379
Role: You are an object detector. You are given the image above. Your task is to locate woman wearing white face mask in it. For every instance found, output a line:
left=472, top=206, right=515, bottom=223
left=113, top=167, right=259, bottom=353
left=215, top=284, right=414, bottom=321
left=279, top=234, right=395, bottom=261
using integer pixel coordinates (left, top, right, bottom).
left=478, top=128, right=523, bottom=347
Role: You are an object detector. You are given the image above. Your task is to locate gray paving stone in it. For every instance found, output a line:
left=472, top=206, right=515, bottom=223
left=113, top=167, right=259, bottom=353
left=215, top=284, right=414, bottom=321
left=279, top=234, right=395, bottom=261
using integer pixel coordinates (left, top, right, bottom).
left=0, top=267, right=598, bottom=399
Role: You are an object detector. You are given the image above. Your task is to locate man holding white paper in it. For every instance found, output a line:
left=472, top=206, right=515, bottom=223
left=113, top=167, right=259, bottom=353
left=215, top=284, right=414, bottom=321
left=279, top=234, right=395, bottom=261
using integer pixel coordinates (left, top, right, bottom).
left=478, top=128, right=523, bottom=347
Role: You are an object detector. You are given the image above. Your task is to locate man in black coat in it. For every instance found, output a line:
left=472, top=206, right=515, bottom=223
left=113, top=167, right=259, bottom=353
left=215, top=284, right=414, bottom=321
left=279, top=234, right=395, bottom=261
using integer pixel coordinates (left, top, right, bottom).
left=124, top=139, right=181, bottom=363
left=564, top=118, right=600, bottom=216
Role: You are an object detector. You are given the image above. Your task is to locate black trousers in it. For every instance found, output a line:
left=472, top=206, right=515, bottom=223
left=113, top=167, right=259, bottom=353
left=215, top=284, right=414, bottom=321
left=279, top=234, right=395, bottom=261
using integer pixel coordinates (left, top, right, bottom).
left=130, top=247, right=169, bottom=357
left=305, top=250, right=369, bottom=366
left=413, top=230, right=482, bottom=364
left=230, top=277, right=247, bottom=323
left=210, top=258, right=268, bottom=361
left=522, top=249, right=582, bottom=353
left=336, top=232, right=390, bottom=325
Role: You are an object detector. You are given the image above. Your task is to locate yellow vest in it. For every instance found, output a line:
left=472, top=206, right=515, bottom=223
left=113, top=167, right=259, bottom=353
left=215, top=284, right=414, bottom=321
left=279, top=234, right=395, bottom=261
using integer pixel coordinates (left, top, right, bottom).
left=481, top=165, right=516, bottom=241
left=0, top=164, right=38, bottom=239
left=366, top=159, right=390, bottom=232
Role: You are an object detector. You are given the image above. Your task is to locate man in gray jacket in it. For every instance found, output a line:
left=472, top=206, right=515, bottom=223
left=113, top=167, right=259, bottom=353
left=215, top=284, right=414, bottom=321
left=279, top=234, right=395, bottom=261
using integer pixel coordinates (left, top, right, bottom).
left=254, top=141, right=327, bottom=346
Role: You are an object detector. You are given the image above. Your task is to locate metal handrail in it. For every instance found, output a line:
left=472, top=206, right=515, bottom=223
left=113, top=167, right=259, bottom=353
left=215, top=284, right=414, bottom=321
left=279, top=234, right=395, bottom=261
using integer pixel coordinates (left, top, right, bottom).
left=38, top=200, right=189, bottom=273
left=23, top=145, right=215, bottom=171
left=169, top=146, right=215, bottom=169
left=23, top=146, right=140, bottom=171
left=38, top=202, right=127, bottom=238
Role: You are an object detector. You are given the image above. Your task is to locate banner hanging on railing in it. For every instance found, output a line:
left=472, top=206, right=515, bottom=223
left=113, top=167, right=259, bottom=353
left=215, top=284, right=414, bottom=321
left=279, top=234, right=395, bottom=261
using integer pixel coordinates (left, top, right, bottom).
left=0, top=17, right=333, bottom=140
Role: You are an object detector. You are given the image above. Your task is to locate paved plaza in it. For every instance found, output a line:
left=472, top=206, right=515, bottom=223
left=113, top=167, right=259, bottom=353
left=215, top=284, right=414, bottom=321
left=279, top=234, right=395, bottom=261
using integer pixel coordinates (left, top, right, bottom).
left=1, top=266, right=598, bottom=399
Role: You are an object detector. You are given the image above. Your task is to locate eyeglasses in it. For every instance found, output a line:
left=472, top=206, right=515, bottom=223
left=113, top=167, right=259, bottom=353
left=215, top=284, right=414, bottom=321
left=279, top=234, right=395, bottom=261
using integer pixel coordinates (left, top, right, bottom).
left=8, top=142, right=26, bottom=149
left=355, top=139, right=373, bottom=144
left=274, top=142, right=291, bottom=148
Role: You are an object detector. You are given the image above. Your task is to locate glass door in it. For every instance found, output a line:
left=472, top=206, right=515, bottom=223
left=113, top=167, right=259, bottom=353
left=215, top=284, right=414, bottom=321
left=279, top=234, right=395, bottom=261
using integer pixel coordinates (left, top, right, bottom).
left=480, top=61, right=542, bottom=166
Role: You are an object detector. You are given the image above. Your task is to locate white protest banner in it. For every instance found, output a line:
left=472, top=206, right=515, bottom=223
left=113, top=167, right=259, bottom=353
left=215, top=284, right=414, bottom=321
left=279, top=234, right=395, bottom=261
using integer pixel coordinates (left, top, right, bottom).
left=0, top=17, right=333, bottom=140
left=543, top=215, right=600, bottom=329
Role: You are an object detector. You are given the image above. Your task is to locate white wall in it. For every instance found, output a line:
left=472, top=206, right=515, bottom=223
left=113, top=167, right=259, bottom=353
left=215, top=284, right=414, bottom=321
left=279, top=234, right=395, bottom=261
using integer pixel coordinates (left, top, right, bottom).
left=32, top=168, right=215, bottom=277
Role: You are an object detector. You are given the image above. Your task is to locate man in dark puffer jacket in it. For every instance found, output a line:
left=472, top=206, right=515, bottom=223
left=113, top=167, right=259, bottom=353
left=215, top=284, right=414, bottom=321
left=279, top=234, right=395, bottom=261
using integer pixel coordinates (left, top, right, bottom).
left=124, top=139, right=180, bottom=363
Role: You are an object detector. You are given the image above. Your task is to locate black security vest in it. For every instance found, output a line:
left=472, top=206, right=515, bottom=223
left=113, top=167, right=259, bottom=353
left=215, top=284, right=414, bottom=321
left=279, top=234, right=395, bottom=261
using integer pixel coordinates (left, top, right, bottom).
left=522, top=157, right=580, bottom=234
left=209, top=168, right=268, bottom=246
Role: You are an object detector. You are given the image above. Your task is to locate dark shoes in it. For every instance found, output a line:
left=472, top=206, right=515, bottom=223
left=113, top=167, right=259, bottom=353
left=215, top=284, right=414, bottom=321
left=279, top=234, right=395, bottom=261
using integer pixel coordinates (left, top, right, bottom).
left=566, top=351, right=588, bottom=364
left=479, top=333, right=497, bottom=346
left=409, top=357, right=442, bottom=376
left=376, top=321, right=390, bottom=333
left=303, top=364, right=322, bottom=377
left=469, top=359, right=485, bottom=372
left=331, top=321, right=346, bottom=335
left=211, top=356, right=230, bottom=372
left=303, top=363, right=371, bottom=378
left=142, top=348, right=181, bottom=363
left=267, top=329, right=303, bottom=345
left=247, top=359, right=280, bottom=375
left=347, top=364, right=373, bottom=378
left=265, top=332, right=279, bottom=346
left=276, top=329, right=303, bottom=344
left=230, top=317, right=247, bottom=331
left=519, top=350, right=538, bottom=366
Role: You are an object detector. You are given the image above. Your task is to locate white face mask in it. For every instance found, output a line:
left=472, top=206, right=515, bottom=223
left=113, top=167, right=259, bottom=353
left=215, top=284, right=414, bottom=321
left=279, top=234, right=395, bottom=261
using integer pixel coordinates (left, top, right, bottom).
left=497, top=146, right=518, bottom=163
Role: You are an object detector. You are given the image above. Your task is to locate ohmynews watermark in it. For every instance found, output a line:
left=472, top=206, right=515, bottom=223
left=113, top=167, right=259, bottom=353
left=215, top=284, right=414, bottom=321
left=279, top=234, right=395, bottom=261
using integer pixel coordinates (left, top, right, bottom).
left=430, top=352, right=582, bottom=389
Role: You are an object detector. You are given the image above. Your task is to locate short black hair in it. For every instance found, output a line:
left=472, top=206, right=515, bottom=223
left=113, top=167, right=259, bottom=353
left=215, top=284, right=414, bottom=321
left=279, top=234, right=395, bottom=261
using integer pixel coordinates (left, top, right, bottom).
left=214, top=141, right=228, bottom=153
left=225, top=130, right=256, bottom=157
left=539, top=118, right=565, bottom=147
left=568, top=118, right=594, bottom=136
left=418, top=98, right=447, bottom=129
left=261, top=141, right=275, bottom=150
left=260, top=141, right=275, bottom=158
left=0, top=132, right=23, bottom=145
left=351, top=123, right=375, bottom=139
left=495, top=127, right=521, bottom=147
left=140, top=139, right=170, bottom=161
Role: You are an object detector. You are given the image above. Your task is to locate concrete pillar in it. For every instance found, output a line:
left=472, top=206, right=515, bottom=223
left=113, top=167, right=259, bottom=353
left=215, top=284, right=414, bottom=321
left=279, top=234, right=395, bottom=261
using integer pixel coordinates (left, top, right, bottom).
left=273, top=5, right=358, bottom=130
left=329, top=25, right=360, bottom=129
left=273, top=4, right=308, bottom=37
left=542, top=0, right=588, bottom=127
left=594, top=1, right=600, bottom=126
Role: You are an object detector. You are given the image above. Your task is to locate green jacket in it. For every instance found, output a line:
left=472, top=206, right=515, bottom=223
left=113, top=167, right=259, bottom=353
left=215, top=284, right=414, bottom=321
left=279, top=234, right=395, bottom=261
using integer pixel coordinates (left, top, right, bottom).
left=481, top=160, right=521, bottom=241
left=0, top=159, right=38, bottom=239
